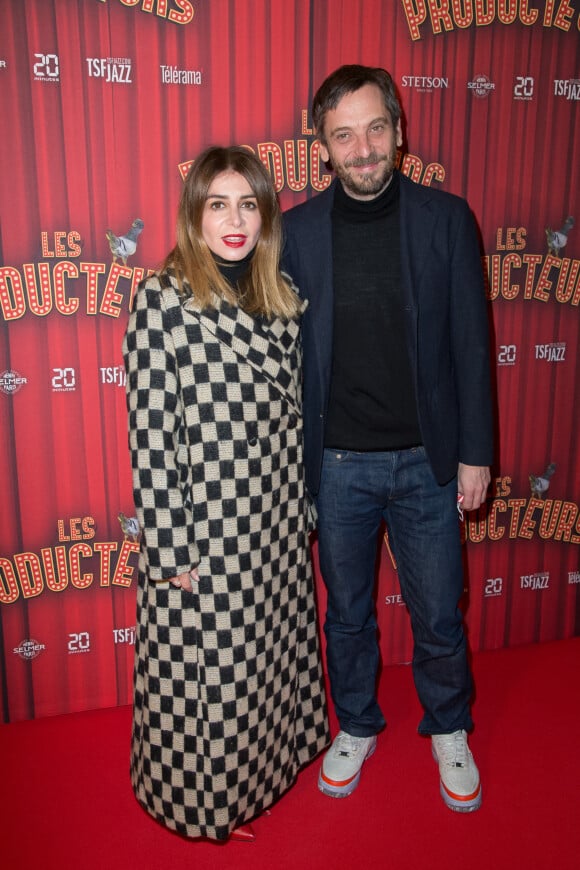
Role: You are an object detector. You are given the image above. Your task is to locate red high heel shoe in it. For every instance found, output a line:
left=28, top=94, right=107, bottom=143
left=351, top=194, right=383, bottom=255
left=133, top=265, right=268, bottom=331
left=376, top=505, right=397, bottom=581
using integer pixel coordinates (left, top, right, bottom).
left=229, top=823, right=256, bottom=843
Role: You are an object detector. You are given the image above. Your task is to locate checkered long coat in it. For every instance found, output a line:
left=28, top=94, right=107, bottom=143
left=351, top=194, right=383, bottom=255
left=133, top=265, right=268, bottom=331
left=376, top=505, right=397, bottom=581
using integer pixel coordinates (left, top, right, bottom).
left=122, top=272, right=329, bottom=841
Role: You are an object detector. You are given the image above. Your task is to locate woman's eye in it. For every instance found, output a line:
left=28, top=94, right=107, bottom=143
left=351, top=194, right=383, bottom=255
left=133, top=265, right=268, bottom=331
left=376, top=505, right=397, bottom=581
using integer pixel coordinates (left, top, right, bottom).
left=242, top=200, right=258, bottom=209
left=209, top=201, right=224, bottom=209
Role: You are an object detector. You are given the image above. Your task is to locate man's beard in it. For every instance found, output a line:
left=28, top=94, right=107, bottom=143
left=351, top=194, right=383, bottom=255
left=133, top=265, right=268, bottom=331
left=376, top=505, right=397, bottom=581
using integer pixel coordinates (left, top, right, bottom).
left=335, top=149, right=396, bottom=198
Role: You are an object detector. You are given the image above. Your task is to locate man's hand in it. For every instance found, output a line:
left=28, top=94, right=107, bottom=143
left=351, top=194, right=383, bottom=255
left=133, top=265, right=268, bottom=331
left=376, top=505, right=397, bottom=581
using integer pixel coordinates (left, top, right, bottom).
left=168, top=568, right=200, bottom=592
left=458, top=463, right=490, bottom=512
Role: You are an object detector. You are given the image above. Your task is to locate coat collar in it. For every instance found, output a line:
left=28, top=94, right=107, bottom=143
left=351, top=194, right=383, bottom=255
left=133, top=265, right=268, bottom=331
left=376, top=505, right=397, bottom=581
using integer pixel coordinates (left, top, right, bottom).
left=299, top=172, right=438, bottom=299
left=180, top=277, right=305, bottom=409
left=398, top=171, right=439, bottom=302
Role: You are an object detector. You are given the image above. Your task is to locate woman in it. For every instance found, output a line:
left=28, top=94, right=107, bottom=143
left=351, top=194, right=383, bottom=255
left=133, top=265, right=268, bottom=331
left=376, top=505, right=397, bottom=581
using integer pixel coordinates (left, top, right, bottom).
left=123, top=146, right=329, bottom=842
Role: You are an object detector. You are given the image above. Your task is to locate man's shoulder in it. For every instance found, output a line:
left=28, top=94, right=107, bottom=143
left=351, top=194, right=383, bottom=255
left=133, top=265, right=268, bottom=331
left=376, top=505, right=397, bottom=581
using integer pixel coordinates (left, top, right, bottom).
left=283, top=181, right=336, bottom=228
left=399, top=171, right=470, bottom=214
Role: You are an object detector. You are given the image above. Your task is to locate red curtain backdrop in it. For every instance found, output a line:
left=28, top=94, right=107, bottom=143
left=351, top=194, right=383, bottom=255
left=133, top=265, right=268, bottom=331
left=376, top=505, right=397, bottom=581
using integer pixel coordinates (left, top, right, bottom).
left=1, top=0, right=579, bottom=721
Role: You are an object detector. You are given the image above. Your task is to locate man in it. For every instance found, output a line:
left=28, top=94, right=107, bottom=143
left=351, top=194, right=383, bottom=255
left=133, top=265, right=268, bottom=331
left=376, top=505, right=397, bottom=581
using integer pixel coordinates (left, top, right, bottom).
left=282, top=65, right=493, bottom=813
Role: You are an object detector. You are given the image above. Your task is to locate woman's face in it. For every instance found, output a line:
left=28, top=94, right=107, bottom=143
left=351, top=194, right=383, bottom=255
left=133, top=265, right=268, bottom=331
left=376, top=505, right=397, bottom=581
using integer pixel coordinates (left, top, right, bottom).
left=201, top=170, right=262, bottom=260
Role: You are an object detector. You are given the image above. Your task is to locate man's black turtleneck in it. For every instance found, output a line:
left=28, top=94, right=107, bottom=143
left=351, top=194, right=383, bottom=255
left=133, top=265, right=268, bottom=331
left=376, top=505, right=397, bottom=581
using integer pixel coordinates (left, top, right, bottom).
left=324, top=171, right=422, bottom=451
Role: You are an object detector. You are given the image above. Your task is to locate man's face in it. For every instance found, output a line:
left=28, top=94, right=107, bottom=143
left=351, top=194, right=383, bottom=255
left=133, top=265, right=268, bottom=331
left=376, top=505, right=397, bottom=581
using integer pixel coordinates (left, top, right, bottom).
left=319, top=83, right=402, bottom=200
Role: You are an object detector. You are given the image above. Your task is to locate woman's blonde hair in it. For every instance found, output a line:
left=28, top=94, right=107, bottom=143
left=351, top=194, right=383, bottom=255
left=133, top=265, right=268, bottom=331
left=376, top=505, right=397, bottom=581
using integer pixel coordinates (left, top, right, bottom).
left=162, top=145, right=300, bottom=320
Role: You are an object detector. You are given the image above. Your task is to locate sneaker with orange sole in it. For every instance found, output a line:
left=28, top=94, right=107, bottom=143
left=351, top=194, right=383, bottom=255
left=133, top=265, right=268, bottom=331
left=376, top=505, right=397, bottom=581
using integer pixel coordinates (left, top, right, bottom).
left=318, top=730, right=377, bottom=798
left=431, top=730, right=482, bottom=813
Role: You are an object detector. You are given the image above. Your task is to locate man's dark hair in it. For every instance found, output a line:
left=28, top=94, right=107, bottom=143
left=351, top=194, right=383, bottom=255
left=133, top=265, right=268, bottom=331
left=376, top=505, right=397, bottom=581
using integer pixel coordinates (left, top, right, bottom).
left=312, top=64, right=401, bottom=144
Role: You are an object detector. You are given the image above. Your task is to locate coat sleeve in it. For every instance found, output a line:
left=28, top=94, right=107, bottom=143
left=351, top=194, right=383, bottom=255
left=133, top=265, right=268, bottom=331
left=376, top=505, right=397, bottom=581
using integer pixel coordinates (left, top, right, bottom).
left=449, top=200, right=494, bottom=467
left=122, top=281, right=199, bottom=580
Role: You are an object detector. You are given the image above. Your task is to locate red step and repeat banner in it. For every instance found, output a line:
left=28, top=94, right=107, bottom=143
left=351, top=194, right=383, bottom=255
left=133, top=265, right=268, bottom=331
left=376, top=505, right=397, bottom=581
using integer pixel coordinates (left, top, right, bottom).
left=1, top=0, right=579, bottom=722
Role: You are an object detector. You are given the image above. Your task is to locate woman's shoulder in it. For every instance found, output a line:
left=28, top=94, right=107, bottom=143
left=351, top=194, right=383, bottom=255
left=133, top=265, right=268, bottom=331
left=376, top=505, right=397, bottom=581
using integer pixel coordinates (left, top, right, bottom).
left=141, top=269, right=177, bottom=293
left=280, top=270, right=307, bottom=315
left=135, top=270, right=183, bottom=307
left=280, top=269, right=298, bottom=293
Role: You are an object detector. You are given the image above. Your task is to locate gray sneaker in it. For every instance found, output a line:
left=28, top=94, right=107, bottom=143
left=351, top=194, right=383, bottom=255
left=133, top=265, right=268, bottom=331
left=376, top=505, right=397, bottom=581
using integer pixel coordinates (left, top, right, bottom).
left=318, top=730, right=377, bottom=798
left=431, top=730, right=482, bottom=812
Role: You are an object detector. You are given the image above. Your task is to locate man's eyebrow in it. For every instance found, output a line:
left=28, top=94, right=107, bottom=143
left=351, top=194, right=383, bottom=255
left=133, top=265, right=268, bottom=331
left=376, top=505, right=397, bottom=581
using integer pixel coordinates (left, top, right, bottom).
left=329, top=116, right=390, bottom=135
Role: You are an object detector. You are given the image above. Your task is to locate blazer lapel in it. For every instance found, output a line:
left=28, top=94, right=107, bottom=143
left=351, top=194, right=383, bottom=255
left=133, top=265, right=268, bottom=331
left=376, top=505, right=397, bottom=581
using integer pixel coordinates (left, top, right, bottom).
left=399, top=174, right=443, bottom=370
left=399, top=173, right=437, bottom=306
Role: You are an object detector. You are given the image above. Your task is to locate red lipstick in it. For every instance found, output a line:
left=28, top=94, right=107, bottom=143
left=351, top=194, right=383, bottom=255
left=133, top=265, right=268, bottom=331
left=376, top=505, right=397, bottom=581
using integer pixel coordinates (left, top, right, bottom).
left=222, top=235, right=247, bottom=248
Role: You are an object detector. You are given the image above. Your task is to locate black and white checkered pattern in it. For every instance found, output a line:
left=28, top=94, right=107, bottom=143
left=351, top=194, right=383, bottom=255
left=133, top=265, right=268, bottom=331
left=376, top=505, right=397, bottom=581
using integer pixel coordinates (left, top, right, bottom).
left=123, top=273, right=329, bottom=841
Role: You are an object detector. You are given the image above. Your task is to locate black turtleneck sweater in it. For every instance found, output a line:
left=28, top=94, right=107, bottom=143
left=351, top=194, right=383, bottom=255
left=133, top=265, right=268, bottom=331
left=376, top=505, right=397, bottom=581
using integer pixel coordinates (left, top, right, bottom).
left=213, top=249, right=254, bottom=290
left=324, top=172, right=422, bottom=451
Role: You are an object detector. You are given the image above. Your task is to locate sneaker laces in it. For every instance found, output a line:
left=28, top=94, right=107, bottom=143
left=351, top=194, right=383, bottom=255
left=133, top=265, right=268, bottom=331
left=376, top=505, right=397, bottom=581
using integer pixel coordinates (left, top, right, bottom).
left=436, top=731, right=468, bottom=768
left=333, top=731, right=363, bottom=759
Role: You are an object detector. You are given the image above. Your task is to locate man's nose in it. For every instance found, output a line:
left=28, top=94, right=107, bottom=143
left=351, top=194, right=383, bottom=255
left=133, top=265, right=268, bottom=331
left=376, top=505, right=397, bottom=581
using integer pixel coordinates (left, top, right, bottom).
left=354, top=132, right=373, bottom=156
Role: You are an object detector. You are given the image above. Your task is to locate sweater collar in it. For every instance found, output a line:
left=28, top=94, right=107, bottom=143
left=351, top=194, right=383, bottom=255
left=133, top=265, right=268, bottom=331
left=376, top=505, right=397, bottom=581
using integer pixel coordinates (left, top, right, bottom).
left=211, top=248, right=255, bottom=287
left=333, top=170, right=400, bottom=220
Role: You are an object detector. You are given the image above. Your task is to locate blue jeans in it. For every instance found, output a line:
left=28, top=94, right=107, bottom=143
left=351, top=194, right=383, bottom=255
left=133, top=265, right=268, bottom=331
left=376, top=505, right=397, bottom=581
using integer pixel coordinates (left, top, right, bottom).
left=315, top=446, right=473, bottom=737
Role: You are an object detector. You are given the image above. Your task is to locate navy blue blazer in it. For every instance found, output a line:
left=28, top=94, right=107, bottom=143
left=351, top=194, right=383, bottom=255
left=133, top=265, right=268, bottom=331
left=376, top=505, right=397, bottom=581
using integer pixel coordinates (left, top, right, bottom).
left=282, top=172, right=494, bottom=495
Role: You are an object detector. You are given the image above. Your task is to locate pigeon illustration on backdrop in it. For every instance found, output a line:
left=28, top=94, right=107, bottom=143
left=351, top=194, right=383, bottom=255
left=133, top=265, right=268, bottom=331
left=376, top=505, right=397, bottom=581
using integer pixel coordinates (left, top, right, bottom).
left=529, top=462, right=557, bottom=499
left=118, top=512, right=140, bottom=541
left=106, top=218, right=144, bottom=264
left=545, top=216, right=574, bottom=257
